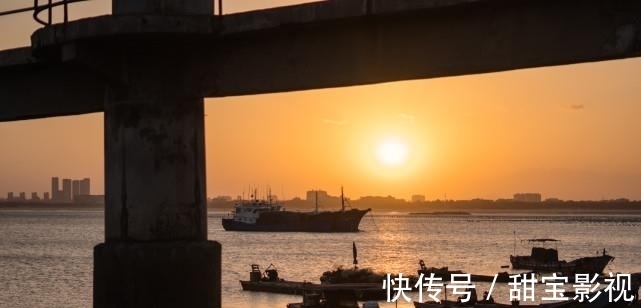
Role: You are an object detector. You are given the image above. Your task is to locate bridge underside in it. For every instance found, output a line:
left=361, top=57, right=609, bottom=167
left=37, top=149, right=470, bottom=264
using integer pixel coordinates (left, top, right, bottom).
left=1, top=0, right=640, bottom=122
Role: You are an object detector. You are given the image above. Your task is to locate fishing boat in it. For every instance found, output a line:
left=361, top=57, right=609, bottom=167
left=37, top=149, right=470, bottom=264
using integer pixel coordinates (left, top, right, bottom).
left=222, top=187, right=370, bottom=232
left=509, top=238, right=614, bottom=274
left=240, top=263, right=316, bottom=295
left=241, top=265, right=385, bottom=301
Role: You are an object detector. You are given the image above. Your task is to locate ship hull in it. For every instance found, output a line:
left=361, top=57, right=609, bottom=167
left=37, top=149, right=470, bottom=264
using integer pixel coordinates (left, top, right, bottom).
left=510, top=254, right=613, bottom=274
left=222, top=209, right=370, bottom=232
left=568, top=255, right=615, bottom=274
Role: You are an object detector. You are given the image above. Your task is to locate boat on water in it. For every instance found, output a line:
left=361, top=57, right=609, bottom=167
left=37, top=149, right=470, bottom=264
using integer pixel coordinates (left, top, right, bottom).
left=240, top=263, right=302, bottom=294
left=509, top=238, right=614, bottom=274
left=240, top=263, right=385, bottom=305
left=222, top=187, right=370, bottom=232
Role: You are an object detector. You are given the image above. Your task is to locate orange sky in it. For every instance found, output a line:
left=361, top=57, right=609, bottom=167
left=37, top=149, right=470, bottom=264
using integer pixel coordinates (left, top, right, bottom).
left=1, top=1, right=640, bottom=201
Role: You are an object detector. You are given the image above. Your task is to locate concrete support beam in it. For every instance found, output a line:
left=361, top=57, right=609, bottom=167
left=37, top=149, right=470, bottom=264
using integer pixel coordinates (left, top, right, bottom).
left=0, top=48, right=105, bottom=121
left=206, top=0, right=641, bottom=97
left=104, top=94, right=207, bottom=241
left=112, top=0, right=213, bottom=16
left=2, top=0, right=638, bottom=122
left=96, top=83, right=220, bottom=307
left=92, top=30, right=219, bottom=306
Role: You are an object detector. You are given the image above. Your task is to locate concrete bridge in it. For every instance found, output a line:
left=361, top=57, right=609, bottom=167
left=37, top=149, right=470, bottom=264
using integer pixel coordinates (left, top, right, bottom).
left=0, top=0, right=640, bottom=307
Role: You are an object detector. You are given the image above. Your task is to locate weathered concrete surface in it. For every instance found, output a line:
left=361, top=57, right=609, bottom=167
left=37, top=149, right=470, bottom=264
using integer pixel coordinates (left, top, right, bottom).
left=94, top=241, right=221, bottom=308
left=96, top=3, right=215, bottom=307
left=112, top=0, right=213, bottom=16
left=207, top=0, right=641, bottom=96
left=104, top=93, right=207, bottom=241
left=97, top=25, right=216, bottom=308
left=95, top=35, right=209, bottom=242
left=104, top=96, right=207, bottom=241
left=0, top=48, right=105, bottom=121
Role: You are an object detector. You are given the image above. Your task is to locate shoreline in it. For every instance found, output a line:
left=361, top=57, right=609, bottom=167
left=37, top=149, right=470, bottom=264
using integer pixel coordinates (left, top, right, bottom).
left=3, top=202, right=641, bottom=216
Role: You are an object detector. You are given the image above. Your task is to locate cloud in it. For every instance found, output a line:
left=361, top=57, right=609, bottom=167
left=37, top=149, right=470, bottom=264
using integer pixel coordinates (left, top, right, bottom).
left=569, top=104, right=584, bottom=110
left=322, top=118, right=349, bottom=126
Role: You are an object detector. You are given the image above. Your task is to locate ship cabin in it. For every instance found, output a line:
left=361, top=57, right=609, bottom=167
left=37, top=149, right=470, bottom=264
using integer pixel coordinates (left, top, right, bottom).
left=232, top=200, right=283, bottom=224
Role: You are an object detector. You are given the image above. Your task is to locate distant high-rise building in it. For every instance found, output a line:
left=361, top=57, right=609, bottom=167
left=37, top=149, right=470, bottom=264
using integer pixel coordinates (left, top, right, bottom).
left=306, top=190, right=329, bottom=203
left=51, top=177, right=60, bottom=201
left=72, top=180, right=80, bottom=200
left=19, top=192, right=26, bottom=201
left=62, top=179, right=72, bottom=202
left=513, top=193, right=542, bottom=203
left=411, top=194, right=426, bottom=202
left=7, top=192, right=14, bottom=201
left=79, top=178, right=90, bottom=195
left=31, top=192, right=40, bottom=200
left=50, top=176, right=90, bottom=202
left=43, top=192, right=50, bottom=201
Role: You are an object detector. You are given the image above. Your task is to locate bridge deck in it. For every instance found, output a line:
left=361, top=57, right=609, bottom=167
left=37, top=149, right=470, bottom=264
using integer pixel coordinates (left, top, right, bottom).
left=1, top=0, right=641, bottom=121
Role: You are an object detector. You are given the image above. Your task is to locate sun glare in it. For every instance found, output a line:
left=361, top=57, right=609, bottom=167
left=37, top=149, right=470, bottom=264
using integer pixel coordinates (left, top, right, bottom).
left=376, top=138, right=408, bottom=166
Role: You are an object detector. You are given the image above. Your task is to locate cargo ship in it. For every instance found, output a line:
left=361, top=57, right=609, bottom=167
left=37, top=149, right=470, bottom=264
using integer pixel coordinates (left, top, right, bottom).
left=221, top=187, right=370, bottom=232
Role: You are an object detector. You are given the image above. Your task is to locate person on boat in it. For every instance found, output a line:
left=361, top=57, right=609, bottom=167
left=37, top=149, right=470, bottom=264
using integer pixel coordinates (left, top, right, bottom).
left=457, top=288, right=477, bottom=305
left=481, top=291, right=494, bottom=304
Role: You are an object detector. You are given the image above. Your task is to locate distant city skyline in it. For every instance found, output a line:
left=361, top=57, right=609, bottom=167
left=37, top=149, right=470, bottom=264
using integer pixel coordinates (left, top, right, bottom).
left=4, top=180, right=638, bottom=202
left=4, top=176, right=92, bottom=202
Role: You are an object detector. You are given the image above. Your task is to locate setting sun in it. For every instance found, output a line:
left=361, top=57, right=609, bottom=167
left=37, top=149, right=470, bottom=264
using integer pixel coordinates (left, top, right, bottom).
left=376, top=138, right=408, bottom=166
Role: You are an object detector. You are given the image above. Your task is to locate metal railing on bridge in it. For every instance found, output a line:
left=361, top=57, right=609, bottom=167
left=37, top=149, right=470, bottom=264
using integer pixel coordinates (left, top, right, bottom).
left=0, top=0, right=223, bottom=26
left=0, top=0, right=90, bottom=26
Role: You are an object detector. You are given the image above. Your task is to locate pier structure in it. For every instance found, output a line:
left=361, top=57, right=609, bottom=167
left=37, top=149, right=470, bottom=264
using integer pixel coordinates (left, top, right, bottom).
left=1, top=0, right=641, bottom=307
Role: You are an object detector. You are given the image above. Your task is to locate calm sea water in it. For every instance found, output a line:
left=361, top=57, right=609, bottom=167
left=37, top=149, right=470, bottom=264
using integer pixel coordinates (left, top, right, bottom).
left=1, top=210, right=640, bottom=308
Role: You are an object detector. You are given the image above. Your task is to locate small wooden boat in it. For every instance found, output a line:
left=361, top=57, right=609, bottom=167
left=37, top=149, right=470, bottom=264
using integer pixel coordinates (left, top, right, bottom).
left=242, top=264, right=386, bottom=300
left=510, top=239, right=614, bottom=274
left=240, top=263, right=314, bottom=295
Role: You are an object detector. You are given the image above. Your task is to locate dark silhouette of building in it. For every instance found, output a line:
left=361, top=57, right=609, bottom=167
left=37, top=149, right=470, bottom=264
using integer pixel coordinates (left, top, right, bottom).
left=31, top=192, right=40, bottom=201
left=18, top=192, right=26, bottom=201
left=513, top=193, right=542, bottom=203
left=62, top=179, right=72, bottom=202
left=72, top=180, right=80, bottom=200
left=7, top=192, right=13, bottom=201
left=305, top=190, right=340, bottom=206
left=51, top=177, right=60, bottom=201
left=412, top=194, right=426, bottom=202
left=43, top=192, right=50, bottom=201
left=51, top=176, right=91, bottom=202
left=79, top=178, right=90, bottom=195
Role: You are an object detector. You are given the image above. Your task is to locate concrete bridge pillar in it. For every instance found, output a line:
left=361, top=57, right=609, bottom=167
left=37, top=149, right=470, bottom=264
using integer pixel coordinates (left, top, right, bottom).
left=94, top=90, right=220, bottom=308
left=94, top=2, right=220, bottom=307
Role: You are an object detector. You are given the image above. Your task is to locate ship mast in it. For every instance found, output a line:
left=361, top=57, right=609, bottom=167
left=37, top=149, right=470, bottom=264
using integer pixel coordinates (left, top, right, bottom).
left=341, top=186, right=345, bottom=211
